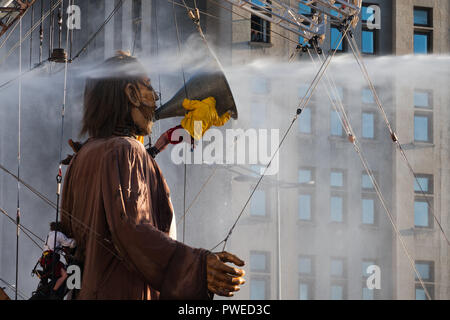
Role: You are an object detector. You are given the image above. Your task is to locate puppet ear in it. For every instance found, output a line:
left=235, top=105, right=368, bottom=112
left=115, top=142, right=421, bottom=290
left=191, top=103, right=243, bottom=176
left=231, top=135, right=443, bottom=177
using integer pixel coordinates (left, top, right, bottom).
left=124, top=83, right=141, bottom=107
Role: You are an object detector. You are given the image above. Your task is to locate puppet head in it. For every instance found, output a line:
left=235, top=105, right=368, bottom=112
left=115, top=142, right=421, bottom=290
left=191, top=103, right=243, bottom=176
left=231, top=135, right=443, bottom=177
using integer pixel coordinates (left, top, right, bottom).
left=81, top=51, right=158, bottom=138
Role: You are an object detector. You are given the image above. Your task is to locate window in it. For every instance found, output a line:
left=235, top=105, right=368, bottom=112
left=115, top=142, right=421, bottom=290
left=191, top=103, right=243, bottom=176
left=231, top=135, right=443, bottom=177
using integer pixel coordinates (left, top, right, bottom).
left=362, top=260, right=376, bottom=278
left=330, top=257, right=346, bottom=299
left=298, top=168, right=314, bottom=185
left=330, top=170, right=345, bottom=188
left=330, top=284, right=345, bottom=300
left=330, top=110, right=344, bottom=136
left=415, top=284, right=434, bottom=300
left=414, top=8, right=432, bottom=27
left=298, top=194, right=312, bottom=221
left=362, top=197, right=375, bottom=225
left=362, top=172, right=375, bottom=191
left=414, top=90, right=432, bottom=109
left=363, top=287, right=374, bottom=300
left=362, top=260, right=377, bottom=299
left=330, top=258, right=346, bottom=278
left=298, top=3, right=312, bottom=16
left=299, top=255, right=314, bottom=300
left=330, top=195, right=344, bottom=222
left=250, top=277, right=269, bottom=300
left=414, top=32, right=432, bottom=54
left=362, top=112, right=375, bottom=139
left=414, top=198, right=433, bottom=228
left=250, top=190, right=266, bottom=216
left=414, top=174, right=433, bottom=194
left=414, top=112, right=432, bottom=143
left=362, top=88, right=375, bottom=104
left=413, top=7, right=433, bottom=54
left=330, top=26, right=344, bottom=51
left=361, top=4, right=378, bottom=54
left=250, top=0, right=271, bottom=44
left=251, top=101, right=267, bottom=128
left=299, top=281, right=313, bottom=300
left=250, top=251, right=269, bottom=272
left=250, top=249, right=270, bottom=300
left=415, top=261, right=434, bottom=300
left=414, top=89, right=433, bottom=143
left=362, top=29, right=376, bottom=54
left=299, top=256, right=314, bottom=275
left=299, top=108, right=312, bottom=134
left=361, top=4, right=374, bottom=23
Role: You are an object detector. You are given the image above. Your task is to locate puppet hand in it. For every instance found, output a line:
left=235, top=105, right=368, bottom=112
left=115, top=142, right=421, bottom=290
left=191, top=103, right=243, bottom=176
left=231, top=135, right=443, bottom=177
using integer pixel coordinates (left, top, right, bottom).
left=154, top=125, right=184, bottom=152
left=206, top=251, right=245, bottom=297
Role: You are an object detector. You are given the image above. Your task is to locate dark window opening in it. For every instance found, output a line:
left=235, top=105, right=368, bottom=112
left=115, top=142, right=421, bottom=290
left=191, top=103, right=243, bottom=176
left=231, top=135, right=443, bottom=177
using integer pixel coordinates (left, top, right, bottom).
left=250, top=0, right=272, bottom=44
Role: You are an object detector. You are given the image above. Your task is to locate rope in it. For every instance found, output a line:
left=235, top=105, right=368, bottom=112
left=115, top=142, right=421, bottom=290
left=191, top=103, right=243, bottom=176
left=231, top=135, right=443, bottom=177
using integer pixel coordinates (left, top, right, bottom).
left=345, top=34, right=450, bottom=247
left=171, top=0, right=190, bottom=244
left=210, top=20, right=354, bottom=252
left=14, top=15, right=23, bottom=301
left=51, top=0, right=71, bottom=282
left=70, top=0, right=124, bottom=62
left=0, top=207, right=44, bottom=250
left=0, top=163, right=125, bottom=263
left=0, top=278, right=29, bottom=300
left=0, top=0, right=63, bottom=67
left=306, top=45, right=432, bottom=300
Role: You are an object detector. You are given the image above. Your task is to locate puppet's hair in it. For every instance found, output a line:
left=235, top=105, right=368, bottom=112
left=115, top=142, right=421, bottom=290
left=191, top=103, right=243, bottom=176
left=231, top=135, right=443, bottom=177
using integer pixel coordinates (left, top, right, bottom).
left=80, top=51, right=148, bottom=138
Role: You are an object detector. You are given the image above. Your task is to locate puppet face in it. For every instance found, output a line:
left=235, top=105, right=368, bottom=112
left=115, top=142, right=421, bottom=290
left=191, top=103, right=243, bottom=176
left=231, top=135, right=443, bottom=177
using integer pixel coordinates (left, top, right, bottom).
left=126, top=77, right=159, bottom=136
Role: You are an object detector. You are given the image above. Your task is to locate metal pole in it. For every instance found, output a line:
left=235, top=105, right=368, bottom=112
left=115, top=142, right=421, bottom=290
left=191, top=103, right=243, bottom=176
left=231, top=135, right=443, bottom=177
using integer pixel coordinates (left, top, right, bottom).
left=276, top=172, right=281, bottom=300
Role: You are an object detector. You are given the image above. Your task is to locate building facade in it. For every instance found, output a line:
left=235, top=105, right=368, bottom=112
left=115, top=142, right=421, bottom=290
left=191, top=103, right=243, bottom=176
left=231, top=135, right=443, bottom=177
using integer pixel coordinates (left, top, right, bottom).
left=0, top=0, right=448, bottom=300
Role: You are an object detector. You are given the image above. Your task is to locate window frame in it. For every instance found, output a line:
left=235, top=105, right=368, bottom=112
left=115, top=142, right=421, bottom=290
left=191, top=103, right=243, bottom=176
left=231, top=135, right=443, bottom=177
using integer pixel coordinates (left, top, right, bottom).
left=298, top=192, right=314, bottom=222
left=299, top=279, right=315, bottom=300
left=413, top=7, right=433, bottom=28
left=330, top=281, right=347, bottom=300
left=250, top=275, right=271, bottom=300
left=250, top=0, right=272, bottom=44
left=414, top=174, right=434, bottom=195
left=298, top=167, right=315, bottom=186
left=330, top=169, right=346, bottom=189
left=330, top=193, right=346, bottom=223
left=250, top=250, right=271, bottom=273
left=298, top=255, right=315, bottom=276
left=361, top=110, right=377, bottom=140
left=361, top=195, right=377, bottom=226
left=414, top=89, right=433, bottom=109
left=330, top=24, right=345, bottom=52
left=361, top=27, right=378, bottom=55
left=414, top=197, right=434, bottom=229
left=250, top=188, right=268, bottom=217
left=413, top=30, right=433, bottom=54
left=414, top=111, right=433, bottom=143
left=330, top=257, right=347, bottom=279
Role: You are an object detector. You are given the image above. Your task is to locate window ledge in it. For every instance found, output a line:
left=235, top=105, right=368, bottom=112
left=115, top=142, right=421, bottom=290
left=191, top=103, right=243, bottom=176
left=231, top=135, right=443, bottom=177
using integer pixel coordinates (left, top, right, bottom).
left=399, top=227, right=434, bottom=236
left=400, top=142, right=435, bottom=150
left=245, top=215, right=272, bottom=224
left=297, top=220, right=316, bottom=227
left=249, top=41, right=273, bottom=48
left=414, top=25, right=433, bottom=31
left=359, top=224, right=379, bottom=230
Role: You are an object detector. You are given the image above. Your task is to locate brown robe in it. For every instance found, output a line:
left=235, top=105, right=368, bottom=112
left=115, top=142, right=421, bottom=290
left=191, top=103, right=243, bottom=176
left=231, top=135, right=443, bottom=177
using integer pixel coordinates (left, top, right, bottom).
left=61, top=136, right=210, bottom=300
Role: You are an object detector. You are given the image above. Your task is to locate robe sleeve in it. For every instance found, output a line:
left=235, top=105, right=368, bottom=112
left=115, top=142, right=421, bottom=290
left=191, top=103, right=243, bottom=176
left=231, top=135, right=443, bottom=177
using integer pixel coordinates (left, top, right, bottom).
left=101, top=142, right=211, bottom=300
